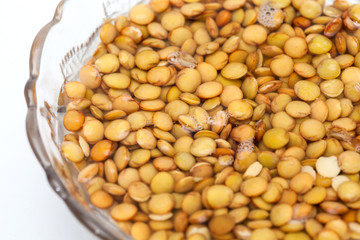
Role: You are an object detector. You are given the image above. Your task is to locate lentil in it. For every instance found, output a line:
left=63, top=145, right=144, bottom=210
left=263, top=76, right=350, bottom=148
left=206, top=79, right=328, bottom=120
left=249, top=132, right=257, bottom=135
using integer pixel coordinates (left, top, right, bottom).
left=338, top=181, right=360, bottom=203
left=95, top=54, right=120, bottom=73
left=316, top=156, right=341, bottom=178
left=270, top=54, right=294, bottom=77
left=79, top=65, right=102, bottom=89
left=270, top=203, right=293, bottom=227
left=263, top=128, right=289, bottom=149
left=110, top=203, right=138, bottom=221
left=90, top=190, right=114, bottom=209
left=129, top=4, right=154, bottom=25
left=61, top=1, right=360, bottom=238
left=317, top=58, right=341, bottom=80
left=308, top=35, right=333, bottom=55
left=284, top=37, right=308, bottom=58
left=294, top=81, right=320, bottom=102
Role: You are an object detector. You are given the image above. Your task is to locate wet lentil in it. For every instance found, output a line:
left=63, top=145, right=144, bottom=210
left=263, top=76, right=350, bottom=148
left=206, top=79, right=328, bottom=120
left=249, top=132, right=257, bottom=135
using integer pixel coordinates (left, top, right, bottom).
left=61, top=1, right=360, bottom=239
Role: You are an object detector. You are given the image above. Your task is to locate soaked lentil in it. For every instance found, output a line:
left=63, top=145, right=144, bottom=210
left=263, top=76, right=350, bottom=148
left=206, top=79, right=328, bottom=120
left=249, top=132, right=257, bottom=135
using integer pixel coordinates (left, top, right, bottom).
left=60, top=0, right=360, bottom=239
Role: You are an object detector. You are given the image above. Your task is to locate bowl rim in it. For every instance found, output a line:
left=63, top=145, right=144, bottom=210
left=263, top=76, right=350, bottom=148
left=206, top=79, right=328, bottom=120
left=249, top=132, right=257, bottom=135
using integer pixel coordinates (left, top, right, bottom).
left=23, top=1, right=128, bottom=239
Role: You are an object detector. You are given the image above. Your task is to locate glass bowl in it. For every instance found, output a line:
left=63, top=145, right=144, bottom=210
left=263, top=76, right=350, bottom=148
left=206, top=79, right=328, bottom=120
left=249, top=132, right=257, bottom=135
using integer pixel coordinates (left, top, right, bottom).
left=24, top=0, right=358, bottom=239
left=24, top=0, right=148, bottom=239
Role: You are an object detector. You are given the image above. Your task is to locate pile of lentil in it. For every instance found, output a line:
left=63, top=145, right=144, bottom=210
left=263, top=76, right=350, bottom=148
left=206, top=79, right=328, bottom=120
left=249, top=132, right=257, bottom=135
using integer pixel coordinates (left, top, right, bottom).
left=60, top=0, right=360, bottom=239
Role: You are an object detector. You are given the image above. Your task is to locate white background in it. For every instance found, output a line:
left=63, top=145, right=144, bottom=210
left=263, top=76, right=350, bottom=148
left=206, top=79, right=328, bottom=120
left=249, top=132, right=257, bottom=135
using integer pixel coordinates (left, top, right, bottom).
left=0, top=0, right=98, bottom=239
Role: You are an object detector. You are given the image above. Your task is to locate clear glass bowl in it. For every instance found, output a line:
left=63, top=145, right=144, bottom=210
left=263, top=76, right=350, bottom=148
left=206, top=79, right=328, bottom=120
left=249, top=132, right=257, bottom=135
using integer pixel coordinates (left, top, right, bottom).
left=24, top=0, right=148, bottom=239
left=24, top=0, right=358, bottom=239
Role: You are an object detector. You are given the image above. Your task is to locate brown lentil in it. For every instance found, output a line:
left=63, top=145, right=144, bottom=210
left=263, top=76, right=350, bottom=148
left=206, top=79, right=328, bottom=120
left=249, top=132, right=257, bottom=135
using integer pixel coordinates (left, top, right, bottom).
left=60, top=1, right=360, bottom=239
left=79, top=65, right=102, bottom=89
left=129, top=4, right=155, bottom=25
left=110, top=203, right=138, bottom=221
left=90, top=190, right=114, bottom=209
left=270, top=54, right=294, bottom=77
left=284, top=37, right=308, bottom=58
